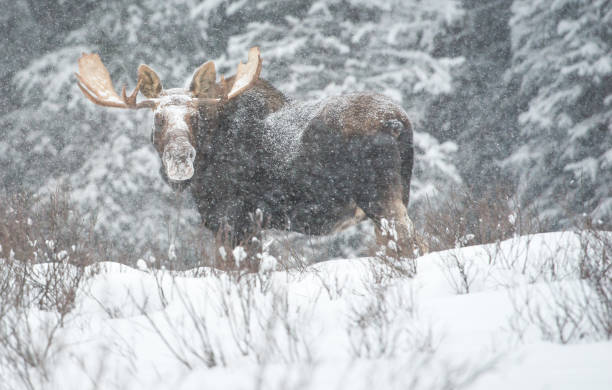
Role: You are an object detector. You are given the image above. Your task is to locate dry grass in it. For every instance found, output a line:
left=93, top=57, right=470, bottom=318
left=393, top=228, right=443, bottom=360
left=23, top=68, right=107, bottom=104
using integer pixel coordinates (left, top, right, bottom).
left=0, top=189, right=102, bottom=390
left=416, top=185, right=543, bottom=252
left=506, top=220, right=611, bottom=344
left=0, top=189, right=107, bottom=266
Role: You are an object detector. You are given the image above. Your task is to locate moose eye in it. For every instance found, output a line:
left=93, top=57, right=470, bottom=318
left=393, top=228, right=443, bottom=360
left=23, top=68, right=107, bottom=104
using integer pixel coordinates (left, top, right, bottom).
left=154, top=115, right=163, bottom=129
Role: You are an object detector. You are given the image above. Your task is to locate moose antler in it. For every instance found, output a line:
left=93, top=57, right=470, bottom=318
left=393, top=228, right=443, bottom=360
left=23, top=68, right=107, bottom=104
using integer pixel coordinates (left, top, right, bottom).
left=227, top=47, right=263, bottom=100
left=75, top=53, right=157, bottom=109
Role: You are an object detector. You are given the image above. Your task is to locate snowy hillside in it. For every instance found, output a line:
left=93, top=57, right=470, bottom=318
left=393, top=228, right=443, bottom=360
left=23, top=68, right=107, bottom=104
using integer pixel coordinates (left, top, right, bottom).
left=1, top=231, right=610, bottom=390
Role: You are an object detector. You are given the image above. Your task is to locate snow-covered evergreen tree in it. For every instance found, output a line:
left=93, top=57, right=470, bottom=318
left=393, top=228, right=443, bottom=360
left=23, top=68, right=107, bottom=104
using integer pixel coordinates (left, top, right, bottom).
left=505, top=0, right=612, bottom=226
left=423, top=0, right=518, bottom=197
left=5, top=0, right=219, bottom=248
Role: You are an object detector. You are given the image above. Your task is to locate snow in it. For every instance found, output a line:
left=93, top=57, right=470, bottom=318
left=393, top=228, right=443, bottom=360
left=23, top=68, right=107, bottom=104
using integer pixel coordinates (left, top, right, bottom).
left=232, top=246, right=247, bottom=267
left=2, top=231, right=610, bottom=389
left=168, top=243, right=177, bottom=261
left=136, top=258, right=148, bottom=270
left=262, top=99, right=324, bottom=167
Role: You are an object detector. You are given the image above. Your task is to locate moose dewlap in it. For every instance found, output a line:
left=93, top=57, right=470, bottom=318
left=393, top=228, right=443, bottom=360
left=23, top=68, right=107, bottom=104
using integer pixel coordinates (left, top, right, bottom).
left=75, top=47, right=417, bottom=256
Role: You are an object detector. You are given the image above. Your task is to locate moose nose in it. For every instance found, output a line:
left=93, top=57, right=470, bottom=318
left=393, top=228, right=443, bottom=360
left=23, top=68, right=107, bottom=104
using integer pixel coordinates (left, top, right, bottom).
left=162, top=143, right=196, bottom=182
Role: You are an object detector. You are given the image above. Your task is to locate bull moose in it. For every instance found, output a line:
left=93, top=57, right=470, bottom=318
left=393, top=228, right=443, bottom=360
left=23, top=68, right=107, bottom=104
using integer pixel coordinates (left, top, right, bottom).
left=76, top=47, right=417, bottom=256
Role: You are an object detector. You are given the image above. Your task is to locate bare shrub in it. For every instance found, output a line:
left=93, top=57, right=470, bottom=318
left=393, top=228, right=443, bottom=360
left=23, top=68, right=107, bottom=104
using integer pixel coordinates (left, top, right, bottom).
left=417, top=185, right=542, bottom=252
left=347, top=269, right=500, bottom=390
left=508, top=226, right=611, bottom=344
left=137, top=206, right=281, bottom=275
left=270, top=232, right=312, bottom=274
left=509, top=282, right=587, bottom=344
left=210, top=270, right=315, bottom=364
left=0, top=189, right=101, bottom=389
left=137, top=275, right=225, bottom=369
left=311, top=267, right=346, bottom=301
left=133, top=263, right=314, bottom=373
left=439, top=250, right=479, bottom=294
left=255, top=286, right=316, bottom=364
left=416, top=185, right=549, bottom=294
left=347, top=283, right=434, bottom=358
left=0, top=189, right=105, bottom=267
left=121, top=208, right=316, bottom=371
left=177, top=208, right=280, bottom=275
left=212, top=226, right=262, bottom=274
left=0, top=259, right=98, bottom=389
left=576, top=224, right=611, bottom=339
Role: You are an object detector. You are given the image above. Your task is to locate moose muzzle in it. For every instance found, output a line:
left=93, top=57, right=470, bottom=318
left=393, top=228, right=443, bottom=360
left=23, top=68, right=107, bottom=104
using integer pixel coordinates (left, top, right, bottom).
left=162, top=141, right=196, bottom=182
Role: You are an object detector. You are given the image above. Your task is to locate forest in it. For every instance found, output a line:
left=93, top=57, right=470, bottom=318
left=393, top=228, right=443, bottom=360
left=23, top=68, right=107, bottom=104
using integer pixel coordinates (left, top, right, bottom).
left=2, top=0, right=610, bottom=256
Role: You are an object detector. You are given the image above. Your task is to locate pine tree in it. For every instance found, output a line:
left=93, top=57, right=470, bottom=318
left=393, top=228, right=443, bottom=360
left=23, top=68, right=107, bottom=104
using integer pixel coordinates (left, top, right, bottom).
left=423, top=0, right=518, bottom=197
left=4, top=0, right=222, bottom=248
left=505, top=0, right=612, bottom=226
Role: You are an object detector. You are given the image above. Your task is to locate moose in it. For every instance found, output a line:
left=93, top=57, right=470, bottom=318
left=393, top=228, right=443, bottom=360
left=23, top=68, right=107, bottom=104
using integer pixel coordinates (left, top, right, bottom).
left=76, top=47, right=417, bottom=256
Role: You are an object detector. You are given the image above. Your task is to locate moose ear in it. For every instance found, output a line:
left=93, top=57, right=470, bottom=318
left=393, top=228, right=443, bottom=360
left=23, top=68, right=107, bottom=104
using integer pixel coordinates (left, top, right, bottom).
left=189, top=61, right=217, bottom=98
left=137, top=64, right=163, bottom=98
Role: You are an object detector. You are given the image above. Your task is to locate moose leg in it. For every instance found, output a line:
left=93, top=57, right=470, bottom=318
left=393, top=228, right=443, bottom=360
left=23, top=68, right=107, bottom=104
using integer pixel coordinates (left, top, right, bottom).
left=361, top=192, right=417, bottom=259
left=203, top=207, right=264, bottom=272
left=377, top=198, right=418, bottom=257
left=350, top=134, right=417, bottom=258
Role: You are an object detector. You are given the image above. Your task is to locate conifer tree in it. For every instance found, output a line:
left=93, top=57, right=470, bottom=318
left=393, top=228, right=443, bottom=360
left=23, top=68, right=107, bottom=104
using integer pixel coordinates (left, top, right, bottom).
left=506, top=0, right=612, bottom=226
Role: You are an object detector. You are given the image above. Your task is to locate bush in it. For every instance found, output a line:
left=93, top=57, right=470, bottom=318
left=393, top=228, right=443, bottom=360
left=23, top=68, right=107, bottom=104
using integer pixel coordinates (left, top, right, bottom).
left=416, top=185, right=543, bottom=252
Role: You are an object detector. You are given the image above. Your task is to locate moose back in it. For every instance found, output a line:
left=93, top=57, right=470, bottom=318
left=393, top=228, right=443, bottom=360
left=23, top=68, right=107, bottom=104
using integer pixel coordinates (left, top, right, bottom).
left=76, top=47, right=416, bottom=255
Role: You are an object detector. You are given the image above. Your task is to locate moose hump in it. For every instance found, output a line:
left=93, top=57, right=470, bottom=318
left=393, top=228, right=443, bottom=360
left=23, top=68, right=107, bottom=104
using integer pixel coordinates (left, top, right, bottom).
left=261, top=93, right=409, bottom=170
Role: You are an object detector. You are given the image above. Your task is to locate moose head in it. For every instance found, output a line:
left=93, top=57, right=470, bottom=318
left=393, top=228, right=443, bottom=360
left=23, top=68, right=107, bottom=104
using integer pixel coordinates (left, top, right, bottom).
left=75, top=47, right=263, bottom=184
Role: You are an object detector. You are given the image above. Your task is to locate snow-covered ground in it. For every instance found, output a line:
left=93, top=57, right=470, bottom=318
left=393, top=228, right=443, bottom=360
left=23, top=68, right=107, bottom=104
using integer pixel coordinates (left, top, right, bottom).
left=1, top=231, right=611, bottom=390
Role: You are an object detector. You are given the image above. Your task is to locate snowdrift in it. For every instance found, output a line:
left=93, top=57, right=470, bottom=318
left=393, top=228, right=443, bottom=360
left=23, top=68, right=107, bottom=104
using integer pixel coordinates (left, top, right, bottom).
left=1, top=231, right=610, bottom=389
